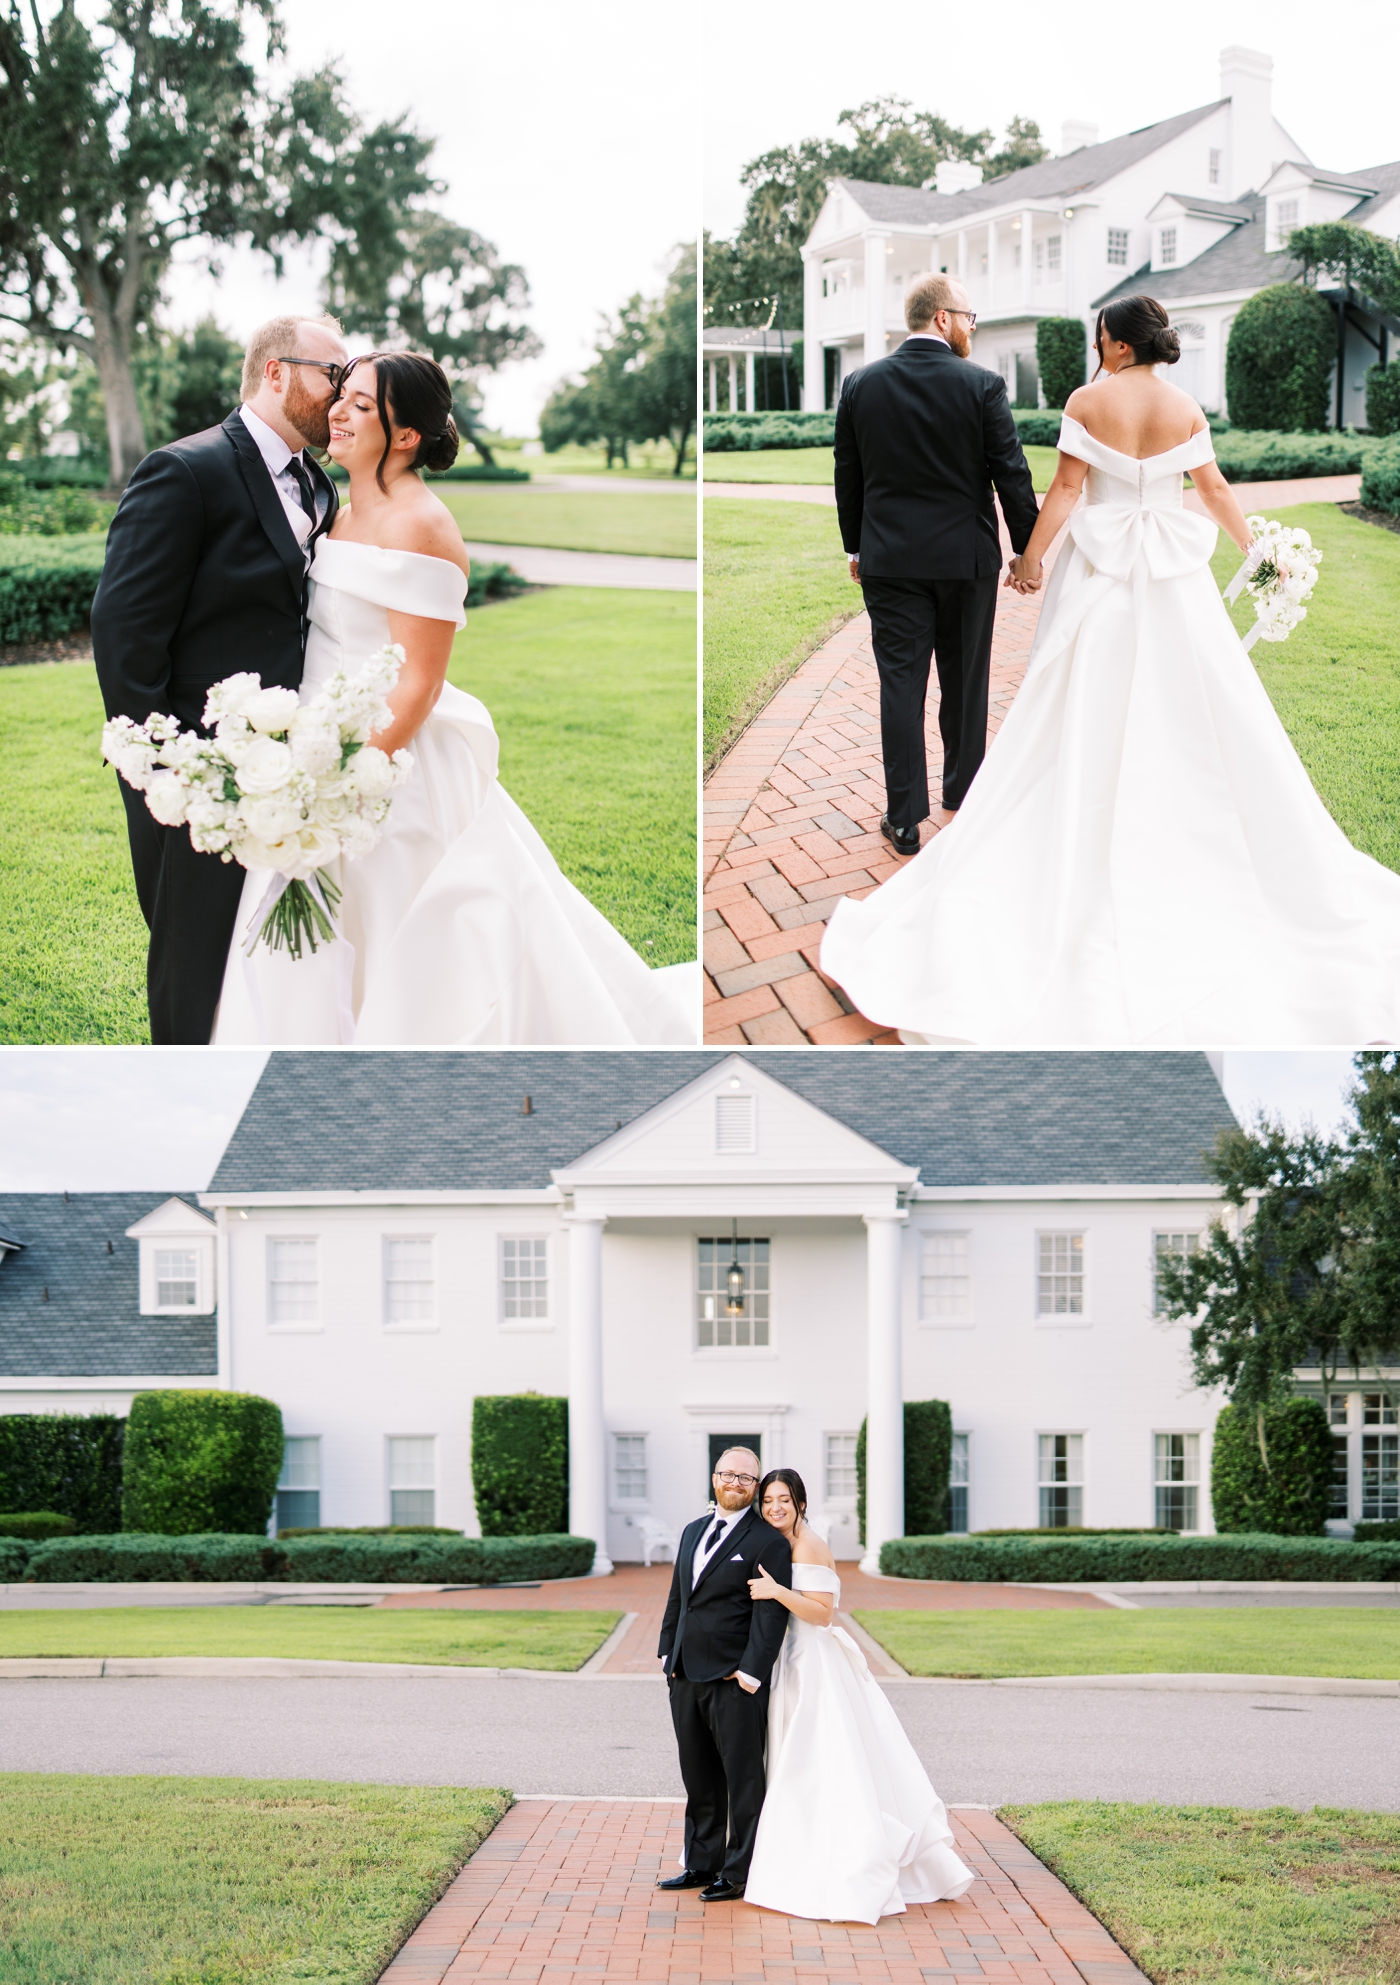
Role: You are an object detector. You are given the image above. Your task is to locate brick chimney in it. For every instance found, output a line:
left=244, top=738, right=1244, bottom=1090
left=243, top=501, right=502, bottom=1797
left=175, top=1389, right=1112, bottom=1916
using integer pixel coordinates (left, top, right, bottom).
left=1060, top=121, right=1099, bottom=156
left=1220, top=46, right=1275, bottom=199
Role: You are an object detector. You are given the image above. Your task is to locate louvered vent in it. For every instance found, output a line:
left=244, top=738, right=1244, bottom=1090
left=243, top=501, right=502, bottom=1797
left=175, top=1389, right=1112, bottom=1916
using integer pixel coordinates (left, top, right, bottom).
left=715, top=1093, right=756, bottom=1154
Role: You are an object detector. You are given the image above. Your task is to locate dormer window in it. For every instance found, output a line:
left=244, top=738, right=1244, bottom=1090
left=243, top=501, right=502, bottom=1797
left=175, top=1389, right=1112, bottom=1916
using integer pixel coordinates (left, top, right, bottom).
left=715, top=1090, right=756, bottom=1154
left=1276, top=198, right=1298, bottom=237
left=1159, top=227, right=1177, bottom=266
left=1209, top=149, right=1221, bottom=185
left=127, top=1198, right=216, bottom=1316
left=155, top=1249, right=197, bottom=1308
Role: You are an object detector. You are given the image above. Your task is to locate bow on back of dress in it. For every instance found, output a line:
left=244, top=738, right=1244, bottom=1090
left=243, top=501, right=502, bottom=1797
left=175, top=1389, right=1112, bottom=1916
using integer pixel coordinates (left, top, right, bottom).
left=1059, top=413, right=1219, bottom=584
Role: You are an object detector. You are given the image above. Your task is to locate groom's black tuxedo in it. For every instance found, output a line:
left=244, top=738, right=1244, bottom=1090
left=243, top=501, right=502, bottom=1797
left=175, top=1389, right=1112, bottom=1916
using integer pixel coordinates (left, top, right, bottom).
left=834, top=338, right=1038, bottom=822
left=91, top=409, right=338, bottom=1044
left=659, top=1505, right=792, bottom=1888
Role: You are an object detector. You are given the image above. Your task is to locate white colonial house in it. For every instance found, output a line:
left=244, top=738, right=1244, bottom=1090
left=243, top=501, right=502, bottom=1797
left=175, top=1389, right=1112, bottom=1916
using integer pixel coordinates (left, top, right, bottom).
left=798, top=46, right=1400, bottom=424
left=3, top=1052, right=1396, bottom=1565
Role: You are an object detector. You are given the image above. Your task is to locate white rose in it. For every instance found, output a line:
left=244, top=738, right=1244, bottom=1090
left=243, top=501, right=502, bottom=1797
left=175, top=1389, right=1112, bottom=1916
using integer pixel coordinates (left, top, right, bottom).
left=346, top=745, right=397, bottom=797
left=241, top=685, right=302, bottom=735
left=295, top=824, right=342, bottom=869
left=240, top=794, right=304, bottom=842
left=145, top=772, right=190, bottom=826
left=203, top=673, right=265, bottom=726
left=231, top=830, right=304, bottom=874
left=228, top=734, right=295, bottom=795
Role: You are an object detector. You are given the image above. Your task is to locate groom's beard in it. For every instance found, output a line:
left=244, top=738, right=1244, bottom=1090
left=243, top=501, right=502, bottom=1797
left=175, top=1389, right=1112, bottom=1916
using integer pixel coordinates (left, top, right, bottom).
left=284, top=372, right=333, bottom=452
left=945, top=323, right=972, bottom=359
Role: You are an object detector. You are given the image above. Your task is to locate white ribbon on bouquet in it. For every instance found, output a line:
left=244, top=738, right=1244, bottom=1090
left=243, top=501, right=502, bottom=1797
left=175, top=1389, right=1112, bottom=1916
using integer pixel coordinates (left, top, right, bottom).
left=1222, top=547, right=1267, bottom=651
left=240, top=871, right=357, bottom=1045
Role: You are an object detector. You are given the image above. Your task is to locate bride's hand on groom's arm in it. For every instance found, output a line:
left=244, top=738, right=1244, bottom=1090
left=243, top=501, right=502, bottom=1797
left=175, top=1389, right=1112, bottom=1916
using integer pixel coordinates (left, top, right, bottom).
left=748, top=1563, right=785, bottom=1603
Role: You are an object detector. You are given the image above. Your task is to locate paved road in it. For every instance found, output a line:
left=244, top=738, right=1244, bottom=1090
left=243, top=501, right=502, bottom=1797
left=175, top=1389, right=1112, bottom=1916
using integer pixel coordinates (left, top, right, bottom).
left=463, top=541, right=695, bottom=590
left=3, top=1674, right=1395, bottom=1809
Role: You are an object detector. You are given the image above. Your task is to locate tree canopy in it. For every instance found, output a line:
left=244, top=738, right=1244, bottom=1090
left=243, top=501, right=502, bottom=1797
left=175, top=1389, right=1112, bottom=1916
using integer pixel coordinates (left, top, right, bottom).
left=540, top=244, right=696, bottom=476
left=706, top=96, right=1049, bottom=332
left=1288, top=220, right=1400, bottom=315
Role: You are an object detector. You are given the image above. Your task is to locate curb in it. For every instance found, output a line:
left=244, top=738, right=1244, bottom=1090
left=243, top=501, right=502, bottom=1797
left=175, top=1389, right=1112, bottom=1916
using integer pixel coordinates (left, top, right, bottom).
left=879, top=1672, right=1399, bottom=1697
left=0, top=1657, right=601, bottom=1680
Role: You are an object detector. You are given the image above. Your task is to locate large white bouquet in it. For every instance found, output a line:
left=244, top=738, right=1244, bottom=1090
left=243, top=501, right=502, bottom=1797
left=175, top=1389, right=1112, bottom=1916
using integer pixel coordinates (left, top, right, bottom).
left=1224, top=516, right=1322, bottom=650
left=102, top=645, right=413, bottom=959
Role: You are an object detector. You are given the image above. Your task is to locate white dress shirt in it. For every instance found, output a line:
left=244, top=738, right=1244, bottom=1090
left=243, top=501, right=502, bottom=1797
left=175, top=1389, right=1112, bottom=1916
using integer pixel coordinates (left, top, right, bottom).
left=692, top=1505, right=760, bottom=1691
left=237, top=403, right=328, bottom=567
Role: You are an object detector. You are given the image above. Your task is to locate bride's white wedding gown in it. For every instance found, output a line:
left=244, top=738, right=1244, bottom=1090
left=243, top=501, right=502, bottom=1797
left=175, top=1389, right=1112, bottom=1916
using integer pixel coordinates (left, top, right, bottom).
left=744, top=1566, right=973, bottom=1924
left=212, top=539, right=695, bottom=1045
left=820, top=415, right=1400, bottom=1045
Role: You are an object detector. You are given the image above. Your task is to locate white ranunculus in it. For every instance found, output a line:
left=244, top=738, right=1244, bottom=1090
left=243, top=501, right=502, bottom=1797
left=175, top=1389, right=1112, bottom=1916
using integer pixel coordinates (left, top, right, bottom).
left=242, top=685, right=302, bottom=735
left=228, top=733, right=295, bottom=794
left=145, top=772, right=190, bottom=826
left=240, top=793, right=304, bottom=842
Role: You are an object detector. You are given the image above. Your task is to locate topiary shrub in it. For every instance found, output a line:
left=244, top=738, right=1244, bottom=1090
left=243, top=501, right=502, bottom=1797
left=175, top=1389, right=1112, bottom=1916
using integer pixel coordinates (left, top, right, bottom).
left=1366, top=361, right=1400, bottom=437
left=1361, top=436, right=1400, bottom=516
left=1225, top=285, right=1338, bottom=433
left=471, top=1395, right=568, bottom=1537
left=1211, top=1398, right=1334, bottom=1536
left=856, top=1401, right=954, bottom=1544
left=1036, top=318, right=1087, bottom=410
left=0, top=1512, right=76, bottom=1540
left=1011, top=411, right=1064, bottom=446
left=1211, top=429, right=1373, bottom=480
left=880, top=1531, right=1400, bottom=1581
left=0, top=1414, right=125, bottom=1532
left=121, top=1391, right=284, bottom=1536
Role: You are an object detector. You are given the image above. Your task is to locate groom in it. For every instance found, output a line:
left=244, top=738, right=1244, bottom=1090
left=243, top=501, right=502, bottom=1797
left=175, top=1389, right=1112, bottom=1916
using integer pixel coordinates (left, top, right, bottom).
left=657, top=1447, right=792, bottom=1902
left=834, top=271, right=1040, bottom=853
left=91, top=312, right=347, bottom=1045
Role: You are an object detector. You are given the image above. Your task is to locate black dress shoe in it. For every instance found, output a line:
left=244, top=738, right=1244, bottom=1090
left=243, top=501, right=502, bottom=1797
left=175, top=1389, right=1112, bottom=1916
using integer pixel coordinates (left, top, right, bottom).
left=879, top=814, right=921, bottom=856
left=657, top=1870, right=715, bottom=1890
left=700, top=1877, right=746, bottom=1902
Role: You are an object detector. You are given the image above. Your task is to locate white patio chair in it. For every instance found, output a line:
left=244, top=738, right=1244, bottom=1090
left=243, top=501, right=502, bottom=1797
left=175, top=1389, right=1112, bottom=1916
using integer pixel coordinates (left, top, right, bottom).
left=637, top=1517, right=678, bottom=1567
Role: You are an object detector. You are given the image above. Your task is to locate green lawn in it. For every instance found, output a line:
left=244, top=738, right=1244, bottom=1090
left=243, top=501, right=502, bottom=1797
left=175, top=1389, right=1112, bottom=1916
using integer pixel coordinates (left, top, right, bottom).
left=1212, top=502, right=1400, bottom=873
left=702, top=443, right=1059, bottom=492
left=509, top=439, right=694, bottom=480
left=0, top=586, right=695, bottom=1043
left=853, top=1607, right=1400, bottom=1680
left=439, top=487, right=695, bottom=558
left=703, top=496, right=860, bottom=766
left=0, top=1604, right=621, bottom=1669
left=0, top=1772, right=507, bottom=1985
left=1004, top=1803, right=1400, bottom=1985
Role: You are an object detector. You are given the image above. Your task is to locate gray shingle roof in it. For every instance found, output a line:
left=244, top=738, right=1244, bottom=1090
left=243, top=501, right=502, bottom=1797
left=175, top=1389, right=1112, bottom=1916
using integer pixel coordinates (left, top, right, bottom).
left=833, top=102, right=1223, bottom=231
left=1161, top=193, right=1255, bottom=222
left=1340, top=159, right=1400, bottom=227
left=0, top=1194, right=215, bottom=1378
left=208, top=1052, right=1236, bottom=1193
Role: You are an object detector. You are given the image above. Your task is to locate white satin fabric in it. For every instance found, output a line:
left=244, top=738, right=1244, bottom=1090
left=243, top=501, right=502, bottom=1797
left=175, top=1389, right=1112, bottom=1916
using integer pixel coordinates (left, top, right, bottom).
left=212, top=540, right=695, bottom=1045
left=820, top=415, right=1400, bottom=1044
left=744, top=1566, right=973, bottom=1924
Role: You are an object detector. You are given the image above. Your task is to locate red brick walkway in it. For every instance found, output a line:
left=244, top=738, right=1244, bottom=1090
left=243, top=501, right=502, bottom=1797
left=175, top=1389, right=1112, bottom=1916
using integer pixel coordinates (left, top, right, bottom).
left=379, top=1797, right=1149, bottom=1982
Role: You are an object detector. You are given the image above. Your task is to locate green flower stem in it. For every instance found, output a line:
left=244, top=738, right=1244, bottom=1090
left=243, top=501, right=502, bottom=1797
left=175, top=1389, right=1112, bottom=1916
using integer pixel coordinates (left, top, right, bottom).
left=256, top=870, right=342, bottom=961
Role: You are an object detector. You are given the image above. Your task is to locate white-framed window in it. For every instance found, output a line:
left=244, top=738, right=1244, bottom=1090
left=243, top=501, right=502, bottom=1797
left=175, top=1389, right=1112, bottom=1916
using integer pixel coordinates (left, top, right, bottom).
left=715, top=1091, right=756, bottom=1154
left=1107, top=227, right=1129, bottom=266
left=500, top=1237, right=549, bottom=1322
left=1154, top=1432, right=1200, bottom=1531
left=1363, top=1393, right=1399, bottom=1523
left=1328, top=1392, right=1351, bottom=1519
left=1037, top=1232, right=1085, bottom=1316
left=383, top=1236, right=434, bottom=1326
left=824, top=1432, right=858, bottom=1503
left=920, top=1232, right=971, bottom=1321
left=949, top=1433, right=970, bottom=1533
left=1276, top=197, right=1299, bottom=237
left=1039, top=1433, right=1083, bottom=1527
left=696, top=1237, right=770, bottom=1348
left=268, top=1236, right=318, bottom=1326
left=1153, top=1230, right=1202, bottom=1314
left=387, top=1436, right=435, bottom=1526
left=1046, top=234, right=1061, bottom=276
left=1159, top=227, right=1177, bottom=266
left=1209, top=148, right=1221, bottom=185
left=276, top=1436, right=321, bottom=1533
left=612, top=1434, right=648, bottom=1504
left=154, top=1247, right=198, bottom=1308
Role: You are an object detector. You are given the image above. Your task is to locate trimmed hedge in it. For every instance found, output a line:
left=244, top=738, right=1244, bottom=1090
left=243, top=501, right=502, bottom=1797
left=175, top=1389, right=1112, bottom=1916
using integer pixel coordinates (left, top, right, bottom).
left=472, top=1394, right=568, bottom=1537
left=22, top=1530, right=596, bottom=1583
left=1036, top=319, right=1087, bottom=410
left=1226, top=284, right=1338, bottom=432
left=1211, top=428, right=1375, bottom=482
left=122, top=1390, right=284, bottom=1537
left=1011, top=411, right=1064, bottom=446
left=856, top=1401, right=953, bottom=1543
left=974, top=1527, right=1177, bottom=1538
left=8, top=459, right=109, bottom=488
left=465, top=560, right=529, bottom=610
left=1366, top=361, right=1400, bottom=438
left=0, top=1511, right=76, bottom=1540
left=1360, top=437, right=1400, bottom=516
left=0, top=1538, right=30, bottom=1579
left=1211, top=1398, right=1333, bottom=1536
left=704, top=410, right=835, bottom=453
left=0, top=1414, right=125, bottom=1532
left=1354, top=1519, right=1400, bottom=1544
left=880, top=1531, right=1400, bottom=1582
left=0, top=476, right=116, bottom=536
left=326, top=461, right=529, bottom=483
left=0, top=544, right=106, bottom=642
left=276, top=1525, right=461, bottom=1539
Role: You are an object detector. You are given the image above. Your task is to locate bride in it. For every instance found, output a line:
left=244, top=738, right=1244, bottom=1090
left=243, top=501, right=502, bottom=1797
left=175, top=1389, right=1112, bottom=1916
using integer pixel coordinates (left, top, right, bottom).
left=212, top=350, right=693, bottom=1045
left=743, top=1469, right=973, bottom=1925
left=820, top=293, right=1400, bottom=1046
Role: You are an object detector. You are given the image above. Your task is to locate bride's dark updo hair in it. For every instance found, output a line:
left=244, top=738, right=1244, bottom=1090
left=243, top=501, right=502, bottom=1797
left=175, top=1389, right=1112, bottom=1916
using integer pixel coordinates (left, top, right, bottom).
left=1093, top=295, right=1180, bottom=376
left=346, top=349, right=460, bottom=488
left=758, top=1468, right=808, bottom=1529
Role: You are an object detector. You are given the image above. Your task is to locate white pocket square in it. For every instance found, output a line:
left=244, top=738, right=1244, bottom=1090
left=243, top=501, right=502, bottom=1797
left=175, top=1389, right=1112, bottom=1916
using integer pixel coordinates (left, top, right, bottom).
left=730, top=1552, right=744, bottom=1560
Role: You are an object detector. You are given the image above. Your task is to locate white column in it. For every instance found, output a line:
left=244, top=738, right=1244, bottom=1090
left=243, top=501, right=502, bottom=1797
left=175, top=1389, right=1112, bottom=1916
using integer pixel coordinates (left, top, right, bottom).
left=860, top=1212, right=906, bottom=1575
left=957, top=230, right=967, bottom=284
left=1021, top=207, right=1035, bottom=311
left=566, top=1214, right=613, bottom=1575
left=802, top=250, right=824, bottom=410
left=863, top=230, right=890, bottom=367
left=707, top=358, right=717, bottom=413
left=744, top=350, right=756, bottom=412
left=986, top=220, right=997, bottom=315
left=727, top=354, right=738, bottom=410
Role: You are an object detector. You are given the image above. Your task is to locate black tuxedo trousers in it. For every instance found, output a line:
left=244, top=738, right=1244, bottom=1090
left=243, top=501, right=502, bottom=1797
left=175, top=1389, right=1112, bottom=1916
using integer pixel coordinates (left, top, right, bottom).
left=669, top=1662, right=770, bottom=1885
left=862, top=573, right=999, bottom=824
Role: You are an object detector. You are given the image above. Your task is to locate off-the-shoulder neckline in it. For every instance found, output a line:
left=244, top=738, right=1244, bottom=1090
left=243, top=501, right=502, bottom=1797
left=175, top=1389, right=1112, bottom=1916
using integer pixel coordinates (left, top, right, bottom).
left=1058, top=411, right=1212, bottom=467
left=315, top=537, right=468, bottom=578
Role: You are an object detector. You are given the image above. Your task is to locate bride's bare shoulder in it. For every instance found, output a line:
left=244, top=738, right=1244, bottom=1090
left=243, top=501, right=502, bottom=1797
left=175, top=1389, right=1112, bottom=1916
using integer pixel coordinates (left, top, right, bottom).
left=376, top=489, right=470, bottom=573
left=792, top=1527, right=836, bottom=1568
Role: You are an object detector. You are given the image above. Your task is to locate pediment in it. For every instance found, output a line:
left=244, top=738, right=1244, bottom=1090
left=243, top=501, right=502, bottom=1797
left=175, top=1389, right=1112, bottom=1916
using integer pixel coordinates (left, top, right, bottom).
left=553, top=1055, right=916, bottom=1186
left=124, top=1196, right=216, bottom=1240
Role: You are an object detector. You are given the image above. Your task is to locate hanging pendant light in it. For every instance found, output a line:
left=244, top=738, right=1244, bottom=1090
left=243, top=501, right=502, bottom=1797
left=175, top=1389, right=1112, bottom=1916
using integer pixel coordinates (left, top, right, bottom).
left=725, top=1217, right=745, bottom=1317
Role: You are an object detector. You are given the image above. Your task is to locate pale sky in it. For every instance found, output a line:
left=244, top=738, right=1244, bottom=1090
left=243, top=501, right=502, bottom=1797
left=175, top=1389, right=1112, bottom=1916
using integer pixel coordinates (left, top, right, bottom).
left=0, top=1052, right=1361, bottom=1192
left=704, top=2, right=1398, bottom=238
left=161, top=0, right=696, bottom=435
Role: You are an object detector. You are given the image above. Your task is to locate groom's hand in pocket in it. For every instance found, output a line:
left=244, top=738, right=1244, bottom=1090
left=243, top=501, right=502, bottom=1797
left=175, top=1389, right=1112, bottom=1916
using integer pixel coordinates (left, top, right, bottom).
left=725, top=1670, right=760, bottom=1694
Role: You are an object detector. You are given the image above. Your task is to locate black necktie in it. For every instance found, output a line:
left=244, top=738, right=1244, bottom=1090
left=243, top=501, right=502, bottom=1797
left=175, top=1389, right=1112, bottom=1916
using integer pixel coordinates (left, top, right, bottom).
left=288, top=456, right=318, bottom=531
left=701, top=1517, right=726, bottom=1557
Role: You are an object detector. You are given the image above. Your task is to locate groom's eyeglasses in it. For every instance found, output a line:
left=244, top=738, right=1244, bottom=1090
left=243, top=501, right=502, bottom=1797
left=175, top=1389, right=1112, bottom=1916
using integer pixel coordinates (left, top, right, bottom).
left=715, top=1470, right=758, bottom=1486
left=948, top=309, right=977, bottom=327
left=279, top=358, right=347, bottom=393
